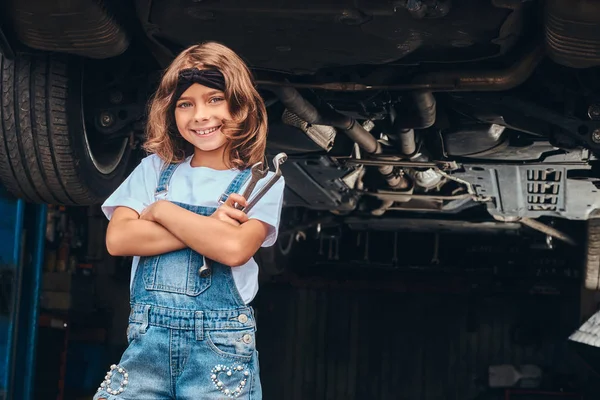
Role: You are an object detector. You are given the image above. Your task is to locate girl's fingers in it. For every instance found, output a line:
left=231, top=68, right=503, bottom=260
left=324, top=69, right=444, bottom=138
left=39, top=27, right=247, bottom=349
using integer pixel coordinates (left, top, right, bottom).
left=222, top=207, right=248, bottom=223
left=218, top=194, right=248, bottom=223
left=226, top=193, right=247, bottom=208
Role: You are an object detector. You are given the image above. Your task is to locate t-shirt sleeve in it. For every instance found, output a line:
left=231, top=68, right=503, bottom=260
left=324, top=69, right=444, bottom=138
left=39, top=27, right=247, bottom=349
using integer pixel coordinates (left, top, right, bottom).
left=101, top=155, right=161, bottom=220
left=245, top=173, right=286, bottom=247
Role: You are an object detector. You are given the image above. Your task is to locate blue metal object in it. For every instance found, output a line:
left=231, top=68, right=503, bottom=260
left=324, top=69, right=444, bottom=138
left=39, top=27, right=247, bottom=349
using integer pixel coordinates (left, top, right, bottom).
left=0, top=186, right=47, bottom=400
left=0, top=189, right=24, bottom=400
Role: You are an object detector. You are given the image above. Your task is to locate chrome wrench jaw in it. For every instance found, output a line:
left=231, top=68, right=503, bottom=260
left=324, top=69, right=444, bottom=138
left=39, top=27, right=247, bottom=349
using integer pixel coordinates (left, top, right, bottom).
left=235, top=162, right=268, bottom=210
left=198, top=259, right=211, bottom=277
left=272, top=152, right=288, bottom=166
left=243, top=152, right=287, bottom=214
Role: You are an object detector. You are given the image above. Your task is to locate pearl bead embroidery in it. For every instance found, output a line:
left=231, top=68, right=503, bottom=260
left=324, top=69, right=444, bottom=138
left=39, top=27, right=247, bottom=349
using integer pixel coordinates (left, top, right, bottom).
left=210, top=364, right=250, bottom=398
left=96, top=364, right=129, bottom=395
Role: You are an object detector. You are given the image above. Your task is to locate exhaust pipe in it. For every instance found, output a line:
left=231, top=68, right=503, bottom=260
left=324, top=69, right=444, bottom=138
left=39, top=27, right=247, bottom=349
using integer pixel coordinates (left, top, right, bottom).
left=395, top=91, right=436, bottom=130
left=267, top=85, right=381, bottom=155
left=268, top=85, right=416, bottom=215
left=257, top=43, right=544, bottom=93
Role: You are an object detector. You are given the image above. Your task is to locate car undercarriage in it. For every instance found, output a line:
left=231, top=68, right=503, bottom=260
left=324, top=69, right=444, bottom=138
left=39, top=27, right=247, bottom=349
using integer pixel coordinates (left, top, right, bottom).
left=0, top=0, right=599, bottom=285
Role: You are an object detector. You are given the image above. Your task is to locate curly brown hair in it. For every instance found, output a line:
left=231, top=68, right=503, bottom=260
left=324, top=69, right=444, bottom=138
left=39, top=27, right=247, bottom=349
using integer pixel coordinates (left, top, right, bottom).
left=143, top=41, right=267, bottom=169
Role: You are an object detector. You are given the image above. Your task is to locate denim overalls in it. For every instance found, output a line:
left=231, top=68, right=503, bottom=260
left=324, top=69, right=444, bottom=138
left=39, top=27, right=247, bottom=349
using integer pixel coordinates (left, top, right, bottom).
left=94, top=163, right=262, bottom=400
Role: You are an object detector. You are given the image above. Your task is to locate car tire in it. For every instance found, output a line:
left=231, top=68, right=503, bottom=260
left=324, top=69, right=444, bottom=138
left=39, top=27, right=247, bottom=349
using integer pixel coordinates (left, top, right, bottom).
left=0, top=53, right=132, bottom=205
left=255, top=235, right=296, bottom=277
left=584, top=218, right=600, bottom=290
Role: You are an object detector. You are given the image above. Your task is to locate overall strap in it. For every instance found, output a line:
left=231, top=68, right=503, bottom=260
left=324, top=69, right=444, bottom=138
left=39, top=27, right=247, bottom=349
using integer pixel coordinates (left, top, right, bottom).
left=154, top=162, right=181, bottom=199
left=217, top=168, right=252, bottom=204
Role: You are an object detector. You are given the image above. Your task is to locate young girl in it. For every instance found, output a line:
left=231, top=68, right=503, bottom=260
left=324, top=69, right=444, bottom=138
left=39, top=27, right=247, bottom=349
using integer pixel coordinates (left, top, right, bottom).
left=94, top=41, right=285, bottom=399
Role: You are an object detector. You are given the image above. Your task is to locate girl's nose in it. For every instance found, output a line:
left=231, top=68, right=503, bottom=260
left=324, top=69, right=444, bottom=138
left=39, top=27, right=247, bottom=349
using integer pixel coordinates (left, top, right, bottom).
left=193, top=105, right=210, bottom=121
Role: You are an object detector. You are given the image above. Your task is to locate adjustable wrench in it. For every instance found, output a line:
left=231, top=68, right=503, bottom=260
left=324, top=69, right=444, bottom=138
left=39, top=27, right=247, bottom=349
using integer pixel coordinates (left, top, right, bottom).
left=201, top=162, right=267, bottom=277
left=234, top=161, right=268, bottom=210
left=242, top=152, right=287, bottom=213
left=199, top=153, right=287, bottom=277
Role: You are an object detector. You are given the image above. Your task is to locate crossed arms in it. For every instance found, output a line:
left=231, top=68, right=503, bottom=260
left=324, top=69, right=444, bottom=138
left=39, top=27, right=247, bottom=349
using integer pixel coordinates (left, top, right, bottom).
left=105, top=194, right=269, bottom=267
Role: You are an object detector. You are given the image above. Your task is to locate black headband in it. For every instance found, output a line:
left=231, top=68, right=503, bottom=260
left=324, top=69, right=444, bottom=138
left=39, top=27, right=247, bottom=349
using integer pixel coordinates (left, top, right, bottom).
left=174, top=68, right=226, bottom=100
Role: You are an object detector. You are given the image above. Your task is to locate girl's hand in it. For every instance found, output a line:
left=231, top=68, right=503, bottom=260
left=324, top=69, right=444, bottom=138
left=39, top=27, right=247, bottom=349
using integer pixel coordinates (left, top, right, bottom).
left=211, top=193, right=249, bottom=227
left=139, top=200, right=167, bottom=222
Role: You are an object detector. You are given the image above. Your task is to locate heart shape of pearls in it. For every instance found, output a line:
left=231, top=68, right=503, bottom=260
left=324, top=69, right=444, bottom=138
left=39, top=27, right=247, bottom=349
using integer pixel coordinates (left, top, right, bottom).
left=210, top=364, right=250, bottom=398
left=97, top=364, right=129, bottom=395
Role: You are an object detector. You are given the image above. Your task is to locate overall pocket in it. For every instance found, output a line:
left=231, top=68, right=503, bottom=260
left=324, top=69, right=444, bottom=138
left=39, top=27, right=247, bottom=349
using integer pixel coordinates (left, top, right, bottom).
left=141, top=249, right=210, bottom=296
left=206, top=328, right=256, bottom=361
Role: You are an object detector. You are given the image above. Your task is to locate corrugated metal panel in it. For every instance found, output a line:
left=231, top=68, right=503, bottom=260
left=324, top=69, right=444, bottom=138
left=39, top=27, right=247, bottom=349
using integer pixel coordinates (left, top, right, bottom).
left=254, top=284, right=584, bottom=400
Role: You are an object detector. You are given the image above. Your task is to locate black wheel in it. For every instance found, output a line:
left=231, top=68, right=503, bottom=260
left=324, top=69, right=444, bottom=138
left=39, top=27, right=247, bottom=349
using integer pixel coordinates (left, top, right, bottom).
left=0, top=53, right=133, bottom=205
left=584, top=218, right=600, bottom=290
left=255, top=234, right=296, bottom=277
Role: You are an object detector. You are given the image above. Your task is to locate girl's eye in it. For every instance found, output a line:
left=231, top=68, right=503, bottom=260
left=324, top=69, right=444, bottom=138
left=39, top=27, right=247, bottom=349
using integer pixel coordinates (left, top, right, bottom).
left=209, top=97, right=225, bottom=104
left=177, top=102, right=192, bottom=108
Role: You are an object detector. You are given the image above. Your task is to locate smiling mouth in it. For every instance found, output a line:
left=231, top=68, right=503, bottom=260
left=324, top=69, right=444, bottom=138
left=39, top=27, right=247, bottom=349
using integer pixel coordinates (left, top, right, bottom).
left=190, top=125, right=221, bottom=136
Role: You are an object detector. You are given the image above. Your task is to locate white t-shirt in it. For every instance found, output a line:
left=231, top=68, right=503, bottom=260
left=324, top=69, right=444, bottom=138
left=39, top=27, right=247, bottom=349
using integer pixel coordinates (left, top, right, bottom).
left=101, top=154, right=285, bottom=304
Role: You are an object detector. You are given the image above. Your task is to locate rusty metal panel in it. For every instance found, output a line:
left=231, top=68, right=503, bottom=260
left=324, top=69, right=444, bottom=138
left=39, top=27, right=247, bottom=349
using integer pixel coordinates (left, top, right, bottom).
left=254, top=285, right=583, bottom=400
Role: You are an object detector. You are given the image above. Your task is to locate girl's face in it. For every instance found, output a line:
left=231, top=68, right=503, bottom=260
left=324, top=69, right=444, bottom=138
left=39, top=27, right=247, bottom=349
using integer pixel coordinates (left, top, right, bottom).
left=174, top=83, right=231, bottom=160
